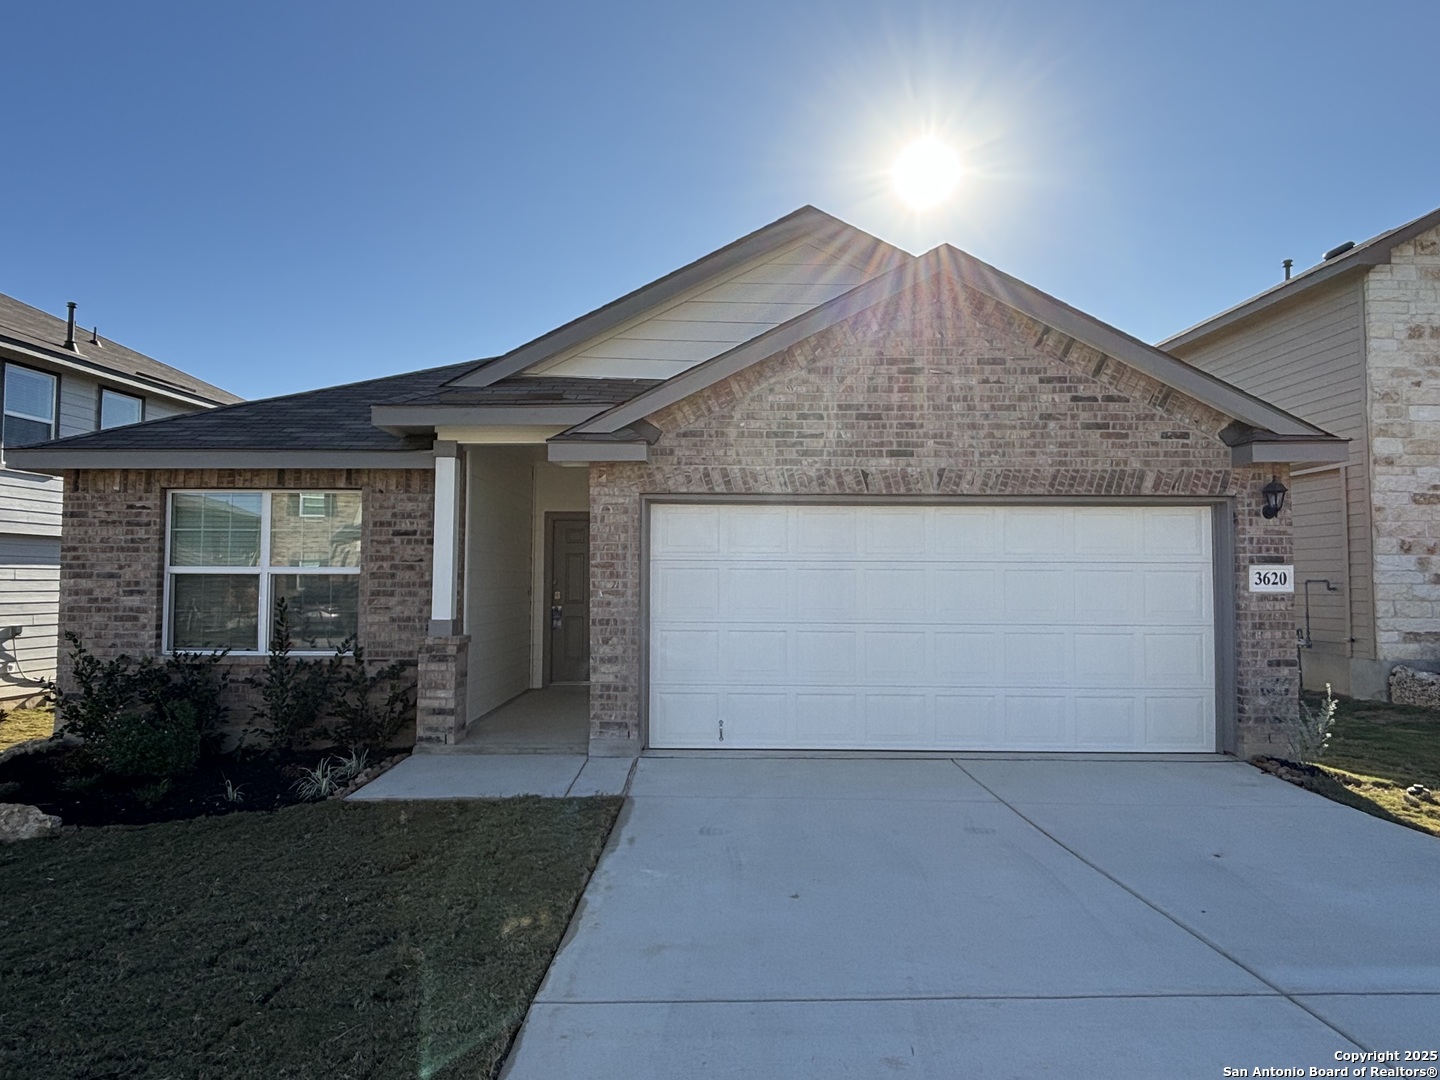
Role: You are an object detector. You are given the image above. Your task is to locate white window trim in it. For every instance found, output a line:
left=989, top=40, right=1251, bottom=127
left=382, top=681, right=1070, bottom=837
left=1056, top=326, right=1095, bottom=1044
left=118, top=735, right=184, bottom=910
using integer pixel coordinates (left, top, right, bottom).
left=99, top=387, right=145, bottom=430
left=2, top=362, right=59, bottom=429
left=163, top=489, right=362, bottom=656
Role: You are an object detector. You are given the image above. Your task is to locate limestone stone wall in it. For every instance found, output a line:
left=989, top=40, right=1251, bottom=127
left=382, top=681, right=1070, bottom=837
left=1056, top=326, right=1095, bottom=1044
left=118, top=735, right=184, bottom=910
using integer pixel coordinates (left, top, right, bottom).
left=1365, top=223, right=1440, bottom=664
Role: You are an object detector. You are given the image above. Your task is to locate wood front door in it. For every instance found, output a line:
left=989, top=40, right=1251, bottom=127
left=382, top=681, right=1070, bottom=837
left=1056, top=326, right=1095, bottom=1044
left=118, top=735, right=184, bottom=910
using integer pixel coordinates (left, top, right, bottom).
left=547, top=514, right=590, bottom=683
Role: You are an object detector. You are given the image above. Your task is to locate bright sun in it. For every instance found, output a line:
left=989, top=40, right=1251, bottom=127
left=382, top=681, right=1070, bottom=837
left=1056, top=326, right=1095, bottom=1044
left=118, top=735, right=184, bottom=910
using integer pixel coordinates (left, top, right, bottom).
left=892, top=137, right=962, bottom=210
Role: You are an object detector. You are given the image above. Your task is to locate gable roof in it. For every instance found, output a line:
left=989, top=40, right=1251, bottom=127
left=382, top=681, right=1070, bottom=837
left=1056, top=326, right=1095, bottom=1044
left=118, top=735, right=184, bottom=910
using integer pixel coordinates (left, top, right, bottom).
left=4, top=361, right=479, bottom=472
left=0, top=291, right=240, bottom=406
left=560, top=243, right=1343, bottom=464
left=443, top=206, right=911, bottom=388
left=1160, top=205, right=1440, bottom=351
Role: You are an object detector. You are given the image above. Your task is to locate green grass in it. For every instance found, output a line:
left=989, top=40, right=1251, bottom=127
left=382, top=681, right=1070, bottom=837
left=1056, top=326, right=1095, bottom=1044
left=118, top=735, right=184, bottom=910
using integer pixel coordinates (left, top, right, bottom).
left=0, top=706, right=55, bottom=753
left=0, top=796, right=622, bottom=1079
left=1296, top=693, right=1440, bottom=838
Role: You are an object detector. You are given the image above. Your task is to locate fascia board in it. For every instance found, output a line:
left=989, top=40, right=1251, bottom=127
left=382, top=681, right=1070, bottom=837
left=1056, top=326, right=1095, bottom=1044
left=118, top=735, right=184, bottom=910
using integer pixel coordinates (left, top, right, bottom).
left=370, top=404, right=607, bottom=431
left=1230, top=440, right=1350, bottom=466
left=3, top=449, right=436, bottom=474
left=0, top=337, right=228, bottom=409
left=546, top=441, right=650, bottom=463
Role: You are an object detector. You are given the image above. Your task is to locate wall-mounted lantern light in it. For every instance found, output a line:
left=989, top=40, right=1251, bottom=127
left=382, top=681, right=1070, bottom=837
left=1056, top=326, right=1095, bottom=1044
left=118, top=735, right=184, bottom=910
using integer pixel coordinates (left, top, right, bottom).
left=1261, top=477, right=1288, bottom=519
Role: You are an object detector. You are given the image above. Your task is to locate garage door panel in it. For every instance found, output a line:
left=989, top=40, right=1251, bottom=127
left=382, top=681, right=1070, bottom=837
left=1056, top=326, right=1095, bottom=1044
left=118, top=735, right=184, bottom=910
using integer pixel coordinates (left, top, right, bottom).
left=864, top=508, right=929, bottom=555
left=933, top=507, right=1000, bottom=555
left=1143, top=509, right=1207, bottom=556
left=725, top=630, right=788, bottom=678
left=1003, top=695, right=1068, bottom=745
left=796, top=508, right=857, bottom=553
left=1143, top=570, right=1208, bottom=621
left=1144, top=696, right=1210, bottom=748
left=863, top=631, right=927, bottom=681
left=721, top=567, right=789, bottom=618
left=1004, top=570, right=1071, bottom=618
left=1074, top=697, right=1139, bottom=747
left=934, top=694, right=1000, bottom=743
left=1074, top=510, right=1140, bottom=555
left=653, top=629, right=720, bottom=679
left=1003, top=508, right=1070, bottom=554
left=864, top=694, right=927, bottom=742
left=1003, top=632, right=1067, bottom=683
left=797, top=630, right=857, bottom=678
left=654, top=566, right=721, bottom=618
left=796, top=694, right=858, bottom=740
left=649, top=504, right=1216, bottom=752
left=862, top=568, right=929, bottom=620
left=934, top=632, right=998, bottom=678
left=722, top=507, right=788, bottom=554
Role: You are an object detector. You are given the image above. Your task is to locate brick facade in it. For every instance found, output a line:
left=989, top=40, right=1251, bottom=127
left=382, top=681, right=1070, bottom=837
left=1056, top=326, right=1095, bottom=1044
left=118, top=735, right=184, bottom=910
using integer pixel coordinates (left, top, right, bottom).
left=1364, top=222, right=1440, bottom=664
left=58, top=467, right=434, bottom=741
left=590, top=274, right=1299, bottom=757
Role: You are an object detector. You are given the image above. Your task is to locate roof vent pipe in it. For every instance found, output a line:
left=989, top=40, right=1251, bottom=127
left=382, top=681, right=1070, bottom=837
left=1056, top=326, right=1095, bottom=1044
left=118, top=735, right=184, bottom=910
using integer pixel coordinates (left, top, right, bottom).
left=1283, top=259, right=1293, bottom=281
left=90, top=326, right=101, bottom=347
left=1323, top=241, right=1355, bottom=261
left=63, top=302, right=78, bottom=351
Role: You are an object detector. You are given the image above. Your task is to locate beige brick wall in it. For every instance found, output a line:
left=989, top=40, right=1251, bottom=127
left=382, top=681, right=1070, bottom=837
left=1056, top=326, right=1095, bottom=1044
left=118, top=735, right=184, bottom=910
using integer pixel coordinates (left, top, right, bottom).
left=591, top=274, right=1298, bottom=757
left=1365, top=223, right=1440, bottom=663
left=58, top=468, right=434, bottom=737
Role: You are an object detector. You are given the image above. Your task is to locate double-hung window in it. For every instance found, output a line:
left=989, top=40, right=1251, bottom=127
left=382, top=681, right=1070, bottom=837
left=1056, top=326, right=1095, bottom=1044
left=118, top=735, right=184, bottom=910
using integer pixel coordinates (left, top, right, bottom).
left=3, top=363, right=58, bottom=449
left=166, top=491, right=362, bottom=653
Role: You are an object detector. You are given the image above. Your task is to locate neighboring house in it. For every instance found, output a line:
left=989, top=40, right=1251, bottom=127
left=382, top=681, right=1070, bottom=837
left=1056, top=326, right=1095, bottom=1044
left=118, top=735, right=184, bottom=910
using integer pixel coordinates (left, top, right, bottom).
left=0, top=292, right=240, bottom=702
left=9, top=208, right=1346, bottom=758
left=1162, top=207, right=1440, bottom=700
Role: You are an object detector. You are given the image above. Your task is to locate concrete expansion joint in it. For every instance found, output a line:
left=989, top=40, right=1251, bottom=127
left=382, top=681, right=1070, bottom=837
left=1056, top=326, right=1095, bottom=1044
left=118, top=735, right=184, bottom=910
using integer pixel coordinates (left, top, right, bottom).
left=947, top=759, right=1372, bottom=1054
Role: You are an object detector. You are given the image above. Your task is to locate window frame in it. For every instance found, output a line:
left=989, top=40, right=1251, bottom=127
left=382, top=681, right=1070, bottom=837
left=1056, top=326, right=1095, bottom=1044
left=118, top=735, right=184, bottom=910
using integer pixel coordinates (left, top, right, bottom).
left=2, top=361, right=59, bottom=451
left=163, top=489, right=363, bottom=656
left=99, top=387, right=145, bottom=430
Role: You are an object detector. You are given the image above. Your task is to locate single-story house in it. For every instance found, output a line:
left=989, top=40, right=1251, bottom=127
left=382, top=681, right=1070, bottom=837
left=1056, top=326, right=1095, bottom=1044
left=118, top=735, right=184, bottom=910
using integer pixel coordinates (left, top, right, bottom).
left=0, top=292, right=240, bottom=702
left=9, top=208, right=1348, bottom=758
left=1162, top=206, right=1440, bottom=699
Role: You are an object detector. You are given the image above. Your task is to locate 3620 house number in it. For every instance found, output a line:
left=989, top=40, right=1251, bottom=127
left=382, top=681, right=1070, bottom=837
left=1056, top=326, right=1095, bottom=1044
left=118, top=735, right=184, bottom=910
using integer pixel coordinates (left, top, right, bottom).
left=1249, top=565, right=1295, bottom=593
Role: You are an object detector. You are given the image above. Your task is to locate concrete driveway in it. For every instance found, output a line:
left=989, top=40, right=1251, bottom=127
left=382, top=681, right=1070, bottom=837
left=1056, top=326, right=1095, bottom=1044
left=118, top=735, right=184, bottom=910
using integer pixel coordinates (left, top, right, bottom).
left=502, top=757, right=1440, bottom=1079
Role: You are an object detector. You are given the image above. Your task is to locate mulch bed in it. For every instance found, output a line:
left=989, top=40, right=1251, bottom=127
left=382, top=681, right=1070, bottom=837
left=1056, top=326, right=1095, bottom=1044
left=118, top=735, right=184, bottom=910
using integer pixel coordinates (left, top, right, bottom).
left=0, top=743, right=343, bottom=827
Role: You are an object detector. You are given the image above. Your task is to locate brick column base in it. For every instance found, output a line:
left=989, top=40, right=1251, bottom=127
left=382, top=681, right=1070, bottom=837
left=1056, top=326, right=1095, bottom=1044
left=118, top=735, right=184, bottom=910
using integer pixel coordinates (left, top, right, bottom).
left=416, top=636, right=470, bottom=745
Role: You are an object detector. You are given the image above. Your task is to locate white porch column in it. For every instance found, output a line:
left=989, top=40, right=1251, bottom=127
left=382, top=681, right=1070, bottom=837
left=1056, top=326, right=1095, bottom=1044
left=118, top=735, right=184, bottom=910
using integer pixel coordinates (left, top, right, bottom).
left=429, top=440, right=462, bottom=636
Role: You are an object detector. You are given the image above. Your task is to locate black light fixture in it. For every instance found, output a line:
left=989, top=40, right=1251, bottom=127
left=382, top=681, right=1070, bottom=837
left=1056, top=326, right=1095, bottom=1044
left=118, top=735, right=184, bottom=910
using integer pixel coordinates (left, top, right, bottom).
left=1261, top=476, right=1288, bottom=519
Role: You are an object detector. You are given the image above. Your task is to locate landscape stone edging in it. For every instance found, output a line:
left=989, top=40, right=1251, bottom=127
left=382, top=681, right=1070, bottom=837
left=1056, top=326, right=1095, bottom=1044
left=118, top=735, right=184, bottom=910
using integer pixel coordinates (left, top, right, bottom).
left=0, top=731, right=82, bottom=769
left=1389, top=665, right=1440, bottom=710
left=336, top=752, right=410, bottom=799
left=0, top=802, right=63, bottom=843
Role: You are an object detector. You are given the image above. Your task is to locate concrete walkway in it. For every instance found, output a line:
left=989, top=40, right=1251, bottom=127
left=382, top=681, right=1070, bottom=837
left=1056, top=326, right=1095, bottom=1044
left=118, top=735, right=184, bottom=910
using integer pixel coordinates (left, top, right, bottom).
left=502, top=756, right=1440, bottom=1079
left=346, top=753, right=633, bottom=799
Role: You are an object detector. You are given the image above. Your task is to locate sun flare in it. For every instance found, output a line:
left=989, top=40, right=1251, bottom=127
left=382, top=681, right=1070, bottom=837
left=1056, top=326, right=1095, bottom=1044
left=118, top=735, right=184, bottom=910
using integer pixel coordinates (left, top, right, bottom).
left=892, top=137, right=962, bottom=210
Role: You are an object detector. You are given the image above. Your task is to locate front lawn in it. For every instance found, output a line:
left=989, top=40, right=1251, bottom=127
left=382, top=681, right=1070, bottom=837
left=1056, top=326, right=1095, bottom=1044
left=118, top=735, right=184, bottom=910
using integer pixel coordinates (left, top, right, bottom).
left=0, top=797, right=622, bottom=1079
left=1281, top=693, right=1440, bottom=838
left=0, top=706, right=55, bottom=753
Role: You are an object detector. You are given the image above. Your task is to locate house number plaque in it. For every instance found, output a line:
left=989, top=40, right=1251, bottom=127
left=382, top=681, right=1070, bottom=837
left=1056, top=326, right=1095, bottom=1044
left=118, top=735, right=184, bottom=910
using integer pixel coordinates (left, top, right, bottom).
left=1248, top=565, right=1294, bottom=593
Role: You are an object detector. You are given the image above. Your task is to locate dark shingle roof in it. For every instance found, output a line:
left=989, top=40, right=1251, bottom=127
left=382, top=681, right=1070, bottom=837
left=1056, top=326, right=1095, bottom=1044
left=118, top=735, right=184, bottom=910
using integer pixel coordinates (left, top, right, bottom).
left=380, top=373, right=663, bottom=408
left=20, top=360, right=485, bottom=453
left=0, top=291, right=241, bottom=405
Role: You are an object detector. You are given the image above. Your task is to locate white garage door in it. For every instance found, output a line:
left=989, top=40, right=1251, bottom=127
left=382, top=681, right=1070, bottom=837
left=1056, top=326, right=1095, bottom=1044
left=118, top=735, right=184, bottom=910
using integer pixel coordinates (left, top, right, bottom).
left=648, top=504, right=1216, bottom=752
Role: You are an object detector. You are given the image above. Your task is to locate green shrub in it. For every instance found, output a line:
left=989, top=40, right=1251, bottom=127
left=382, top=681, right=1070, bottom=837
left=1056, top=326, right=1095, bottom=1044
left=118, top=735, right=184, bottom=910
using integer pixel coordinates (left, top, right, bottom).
left=54, top=632, right=227, bottom=779
left=322, top=643, right=415, bottom=755
left=246, top=599, right=333, bottom=750
left=97, top=701, right=202, bottom=779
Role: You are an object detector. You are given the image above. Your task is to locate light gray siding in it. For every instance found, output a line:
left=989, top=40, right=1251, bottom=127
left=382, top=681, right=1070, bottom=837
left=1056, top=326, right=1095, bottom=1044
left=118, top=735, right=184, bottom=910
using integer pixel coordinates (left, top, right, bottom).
left=0, top=469, right=62, bottom=536
left=58, top=373, right=99, bottom=437
left=0, top=534, right=61, bottom=700
left=1170, top=276, right=1374, bottom=661
left=463, top=446, right=535, bottom=721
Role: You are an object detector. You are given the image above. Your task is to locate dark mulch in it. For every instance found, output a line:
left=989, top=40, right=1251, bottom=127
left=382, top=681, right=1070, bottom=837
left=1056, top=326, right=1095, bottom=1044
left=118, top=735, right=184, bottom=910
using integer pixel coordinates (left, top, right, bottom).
left=0, top=743, right=340, bottom=827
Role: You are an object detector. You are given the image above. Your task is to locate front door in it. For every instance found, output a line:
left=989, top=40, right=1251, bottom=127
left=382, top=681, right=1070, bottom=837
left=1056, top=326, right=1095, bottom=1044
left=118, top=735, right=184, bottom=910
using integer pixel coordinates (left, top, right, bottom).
left=547, top=514, right=590, bottom=683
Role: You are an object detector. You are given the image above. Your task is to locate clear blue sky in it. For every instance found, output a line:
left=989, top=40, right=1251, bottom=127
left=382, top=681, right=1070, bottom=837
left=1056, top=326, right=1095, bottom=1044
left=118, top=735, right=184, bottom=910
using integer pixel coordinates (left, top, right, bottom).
left=6, top=0, right=1438, bottom=400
